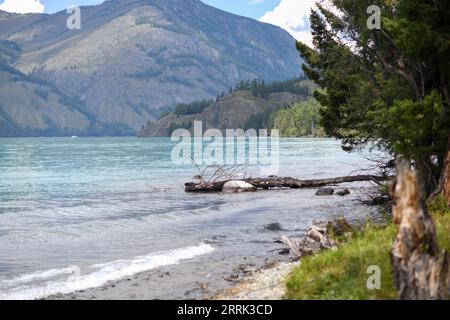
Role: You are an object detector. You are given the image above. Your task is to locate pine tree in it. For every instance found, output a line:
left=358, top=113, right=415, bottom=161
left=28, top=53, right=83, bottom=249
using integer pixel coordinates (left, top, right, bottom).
left=297, top=0, right=450, bottom=198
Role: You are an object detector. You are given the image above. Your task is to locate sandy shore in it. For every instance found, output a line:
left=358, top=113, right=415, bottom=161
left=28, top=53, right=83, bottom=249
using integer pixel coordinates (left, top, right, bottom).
left=48, top=257, right=298, bottom=300
left=47, top=249, right=297, bottom=300
left=211, top=261, right=298, bottom=300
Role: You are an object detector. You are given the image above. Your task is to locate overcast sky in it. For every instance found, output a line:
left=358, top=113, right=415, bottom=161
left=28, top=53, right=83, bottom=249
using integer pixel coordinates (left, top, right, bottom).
left=0, top=0, right=317, bottom=46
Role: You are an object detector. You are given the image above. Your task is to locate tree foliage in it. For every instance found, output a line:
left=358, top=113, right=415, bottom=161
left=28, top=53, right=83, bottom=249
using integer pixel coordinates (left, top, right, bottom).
left=234, top=76, right=310, bottom=99
left=174, top=99, right=213, bottom=116
left=273, top=99, right=326, bottom=137
left=297, top=0, right=450, bottom=194
left=172, top=76, right=312, bottom=116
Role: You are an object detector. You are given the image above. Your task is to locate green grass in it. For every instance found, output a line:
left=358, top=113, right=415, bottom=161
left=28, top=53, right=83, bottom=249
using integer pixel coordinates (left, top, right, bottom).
left=435, top=201, right=450, bottom=250
left=285, top=198, right=450, bottom=300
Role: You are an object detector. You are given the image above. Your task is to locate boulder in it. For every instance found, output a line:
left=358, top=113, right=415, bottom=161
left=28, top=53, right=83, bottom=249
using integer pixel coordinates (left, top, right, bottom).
left=336, top=189, right=351, bottom=196
left=315, top=188, right=334, bottom=196
left=222, top=181, right=257, bottom=193
left=326, top=219, right=353, bottom=239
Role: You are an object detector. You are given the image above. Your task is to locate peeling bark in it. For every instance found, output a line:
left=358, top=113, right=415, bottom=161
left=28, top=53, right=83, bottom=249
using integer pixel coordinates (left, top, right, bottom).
left=391, top=160, right=450, bottom=300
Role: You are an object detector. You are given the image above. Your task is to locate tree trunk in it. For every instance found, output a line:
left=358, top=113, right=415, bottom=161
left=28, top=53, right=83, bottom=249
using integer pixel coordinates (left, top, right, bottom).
left=439, top=133, right=450, bottom=206
left=391, top=160, right=449, bottom=300
left=414, top=156, right=437, bottom=198
left=185, top=175, right=386, bottom=193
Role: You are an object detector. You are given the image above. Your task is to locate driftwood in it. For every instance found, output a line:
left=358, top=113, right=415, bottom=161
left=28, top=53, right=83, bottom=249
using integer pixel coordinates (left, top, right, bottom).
left=278, top=220, right=353, bottom=258
left=279, top=236, right=304, bottom=258
left=391, top=160, right=450, bottom=300
left=185, top=175, right=385, bottom=193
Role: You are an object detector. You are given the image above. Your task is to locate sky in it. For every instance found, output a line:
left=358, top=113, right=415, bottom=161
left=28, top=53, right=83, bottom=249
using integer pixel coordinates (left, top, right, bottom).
left=0, top=0, right=317, bottom=46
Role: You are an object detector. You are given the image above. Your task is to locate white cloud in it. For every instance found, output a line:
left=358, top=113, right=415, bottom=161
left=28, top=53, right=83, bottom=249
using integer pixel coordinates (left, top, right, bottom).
left=249, top=0, right=265, bottom=4
left=0, top=0, right=44, bottom=14
left=261, top=0, right=329, bottom=48
left=260, top=0, right=343, bottom=47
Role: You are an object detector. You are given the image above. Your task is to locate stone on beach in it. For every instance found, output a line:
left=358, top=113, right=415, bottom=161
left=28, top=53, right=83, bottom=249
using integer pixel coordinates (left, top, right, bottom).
left=336, top=189, right=351, bottom=196
left=315, top=188, right=334, bottom=196
left=222, top=181, right=257, bottom=193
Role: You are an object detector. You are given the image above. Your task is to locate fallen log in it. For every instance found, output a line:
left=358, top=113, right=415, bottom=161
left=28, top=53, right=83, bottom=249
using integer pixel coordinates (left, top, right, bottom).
left=185, top=175, right=387, bottom=193
left=391, top=160, right=450, bottom=300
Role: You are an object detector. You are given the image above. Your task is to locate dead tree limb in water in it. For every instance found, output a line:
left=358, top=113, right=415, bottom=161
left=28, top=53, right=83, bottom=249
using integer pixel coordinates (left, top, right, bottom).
left=391, top=160, right=450, bottom=300
left=185, top=175, right=387, bottom=193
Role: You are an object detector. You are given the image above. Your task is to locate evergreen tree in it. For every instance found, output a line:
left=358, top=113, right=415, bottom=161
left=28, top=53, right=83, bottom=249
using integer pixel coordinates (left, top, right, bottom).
left=297, top=0, right=450, bottom=197
left=273, top=99, right=326, bottom=137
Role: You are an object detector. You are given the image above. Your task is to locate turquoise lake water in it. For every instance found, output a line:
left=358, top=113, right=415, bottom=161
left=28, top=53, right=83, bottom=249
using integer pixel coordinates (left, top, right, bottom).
left=0, top=137, right=381, bottom=299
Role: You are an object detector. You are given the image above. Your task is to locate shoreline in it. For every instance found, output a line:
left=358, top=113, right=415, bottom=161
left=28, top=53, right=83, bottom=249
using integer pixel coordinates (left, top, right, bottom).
left=43, top=184, right=384, bottom=301
left=210, top=261, right=298, bottom=300
left=48, top=214, right=381, bottom=301
left=46, top=254, right=298, bottom=301
left=1, top=138, right=381, bottom=301
left=46, top=248, right=298, bottom=300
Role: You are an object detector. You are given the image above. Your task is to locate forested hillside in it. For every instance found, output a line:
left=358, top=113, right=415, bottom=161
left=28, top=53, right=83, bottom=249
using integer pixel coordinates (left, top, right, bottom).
left=139, top=77, right=319, bottom=137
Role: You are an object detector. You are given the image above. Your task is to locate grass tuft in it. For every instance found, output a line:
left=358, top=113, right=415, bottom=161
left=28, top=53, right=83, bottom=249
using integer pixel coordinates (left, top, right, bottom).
left=285, top=201, right=450, bottom=300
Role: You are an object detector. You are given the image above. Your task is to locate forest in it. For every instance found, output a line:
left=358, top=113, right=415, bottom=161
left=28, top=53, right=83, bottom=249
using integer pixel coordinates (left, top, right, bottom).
left=272, top=99, right=326, bottom=137
left=170, top=76, right=312, bottom=117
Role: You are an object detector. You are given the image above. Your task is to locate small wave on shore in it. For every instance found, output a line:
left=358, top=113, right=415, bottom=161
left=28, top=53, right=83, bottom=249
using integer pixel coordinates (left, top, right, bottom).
left=0, top=243, right=214, bottom=300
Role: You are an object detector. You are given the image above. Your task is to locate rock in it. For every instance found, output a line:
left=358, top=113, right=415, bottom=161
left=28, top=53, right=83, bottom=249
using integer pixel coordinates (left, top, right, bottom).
left=222, top=181, right=257, bottom=193
left=315, top=188, right=334, bottom=196
left=336, top=188, right=351, bottom=196
left=262, top=223, right=284, bottom=232
left=278, top=248, right=290, bottom=255
left=326, top=219, right=353, bottom=239
left=224, top=274, right=240, bottom=282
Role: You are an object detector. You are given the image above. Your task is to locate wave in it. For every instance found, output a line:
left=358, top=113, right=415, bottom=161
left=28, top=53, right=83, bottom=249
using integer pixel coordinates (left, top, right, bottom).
left=0, top=243, right=214, bottom=300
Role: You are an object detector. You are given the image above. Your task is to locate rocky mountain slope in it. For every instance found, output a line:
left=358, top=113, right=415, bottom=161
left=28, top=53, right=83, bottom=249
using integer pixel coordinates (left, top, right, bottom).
left=0, top=0, right=301, bottom=136
left=0, top=40, right=88, bottom=137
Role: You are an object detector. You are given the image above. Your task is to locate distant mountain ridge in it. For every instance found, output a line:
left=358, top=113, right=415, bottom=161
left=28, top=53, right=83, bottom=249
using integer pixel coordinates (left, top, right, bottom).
left=139, top=78, right=312, bottom=137
left=0, top=0, right=301, bottom=136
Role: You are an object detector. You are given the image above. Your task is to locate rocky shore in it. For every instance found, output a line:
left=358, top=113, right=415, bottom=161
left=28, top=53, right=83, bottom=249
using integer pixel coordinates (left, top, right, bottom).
left=210, top=218, right=355, bottom=300
left=211, top=261, right=297, bottom=300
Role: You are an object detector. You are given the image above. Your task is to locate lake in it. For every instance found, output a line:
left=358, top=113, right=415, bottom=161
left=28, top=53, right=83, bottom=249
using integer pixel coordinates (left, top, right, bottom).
left=0, top=137, right=381, bottom=299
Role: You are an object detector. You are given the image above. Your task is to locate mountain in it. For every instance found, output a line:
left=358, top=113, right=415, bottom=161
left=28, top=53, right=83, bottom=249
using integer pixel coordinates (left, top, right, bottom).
left=0, top=0, right=301, bottom=136
left=0, top=40, right=91, bottom=137
left=138, top=80, right=310, bottom=137
left=0, top=40, right=132, bottom=136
